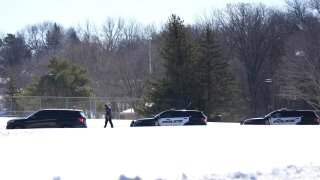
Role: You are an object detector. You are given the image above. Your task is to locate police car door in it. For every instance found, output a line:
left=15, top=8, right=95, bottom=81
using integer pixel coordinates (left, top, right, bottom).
left=158, top=111, right=189, bottom=126
left=270, top=111, right=301, bottom=125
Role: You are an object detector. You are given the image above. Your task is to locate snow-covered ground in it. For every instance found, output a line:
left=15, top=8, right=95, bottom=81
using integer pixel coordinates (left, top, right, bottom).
left=1, top=117, right=320, bottom=180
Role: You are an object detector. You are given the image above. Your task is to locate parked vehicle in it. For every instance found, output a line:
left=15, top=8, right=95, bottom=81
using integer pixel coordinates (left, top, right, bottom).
left=241, top=108, right=320, bottom=125
left=6, top=109, right=87, bottom=129
left=130, top=109, right=207, bottom=127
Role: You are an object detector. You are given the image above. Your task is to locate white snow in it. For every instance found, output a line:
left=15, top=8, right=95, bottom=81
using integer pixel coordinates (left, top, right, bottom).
left=1, top=117, right=320, bottom=180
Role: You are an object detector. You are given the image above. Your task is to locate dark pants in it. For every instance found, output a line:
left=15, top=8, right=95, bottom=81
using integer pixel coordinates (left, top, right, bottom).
left=104, top=117, right=114, bottom=128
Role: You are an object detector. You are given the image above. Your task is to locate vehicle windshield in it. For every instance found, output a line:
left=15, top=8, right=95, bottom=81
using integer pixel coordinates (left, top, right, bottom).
left=25, top=111, right=36, bottom=119
left=154, top=112, right=162, bottom=118
left=263, top=111, right=273, bottom=119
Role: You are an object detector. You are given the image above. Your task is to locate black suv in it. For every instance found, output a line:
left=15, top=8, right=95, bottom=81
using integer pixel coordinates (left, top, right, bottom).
left=241, top=108, right=320, bottom=125
left=130, top=109, right=207, bottom=127
left=6, top=109, right=87, bottom=129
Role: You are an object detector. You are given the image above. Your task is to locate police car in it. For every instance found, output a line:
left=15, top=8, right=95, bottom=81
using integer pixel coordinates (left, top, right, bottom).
left=130, top=109, right=207, bottom=127
left=241, top=108, right=320, bottom=125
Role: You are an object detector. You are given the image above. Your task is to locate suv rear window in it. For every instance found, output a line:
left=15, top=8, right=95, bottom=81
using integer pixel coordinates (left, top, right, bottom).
left=63, top=111, right=81, bottom=118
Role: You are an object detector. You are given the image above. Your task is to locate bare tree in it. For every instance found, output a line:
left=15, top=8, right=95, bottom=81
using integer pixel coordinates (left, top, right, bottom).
left=21, top=22, right=54, bottom=55
left=286, top=0, right=309, bottom=25
left=59, top=18, right=159, bottom=98
left=279, top=0, right=320, bottom=109
left=279, top=36, right=320, bottom=109
left=216, top=3, right=289, bottom=116
left=101, top=17, right=124, bottom=53
left=309, top=0, right=320, bottom=13
left=113, top=20, right=150, bottom=98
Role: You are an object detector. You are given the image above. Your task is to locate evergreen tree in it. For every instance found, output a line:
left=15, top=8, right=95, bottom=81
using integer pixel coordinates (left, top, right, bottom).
left=5, top=77, right=19, bottom=97
left=145, top=15, right=197, bottom=113
left=0, top=34, right=31, bottom=96
left=25, top=56, right=93, bottom=97
left=65, top=27, right=80, bottom=44
left=45, top=23, right=63, bottom=53
left=4, top=77, right=20, bottom=114
left=0, top=34, right=31, bottom=70
left=196, top=25, right=239, bottom=115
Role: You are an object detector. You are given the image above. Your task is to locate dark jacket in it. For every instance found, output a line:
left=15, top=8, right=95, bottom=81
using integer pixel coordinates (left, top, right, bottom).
left=105, top=107, right=112, bottom=119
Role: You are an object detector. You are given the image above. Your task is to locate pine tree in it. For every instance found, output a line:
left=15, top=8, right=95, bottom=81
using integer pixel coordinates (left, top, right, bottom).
left=145, top=15, right=197, bottom=113
left=65, top=28, right=80, bottom=44
left=45, top=23, right=63, bottom=53
left=0, top=34, right=31, bottom=68
left=25, top=56, right=93, bottom=97
left=196, top=25, right=239, bottom=115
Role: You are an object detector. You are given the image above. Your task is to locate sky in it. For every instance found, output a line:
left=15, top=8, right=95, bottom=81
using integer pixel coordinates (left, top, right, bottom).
left=0, top=0, right=286, bottom=34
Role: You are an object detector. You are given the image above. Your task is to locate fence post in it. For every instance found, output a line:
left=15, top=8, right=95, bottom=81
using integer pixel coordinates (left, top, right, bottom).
left=94, top=99, right=96, bottom=118
left=10, top=96, right=13, bottom=116
left=39, top=97, right=42, bottom=110
left=130, top=97, right=135, bottom=119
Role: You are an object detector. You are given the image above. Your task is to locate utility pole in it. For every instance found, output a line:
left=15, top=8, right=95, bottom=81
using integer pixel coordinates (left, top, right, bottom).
left=148, top=38, right=152, bottom=74
left=265, top=78, right=274, bottom=111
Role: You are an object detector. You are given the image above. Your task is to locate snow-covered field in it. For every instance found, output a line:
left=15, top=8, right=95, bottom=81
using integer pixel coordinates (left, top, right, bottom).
left=1, top=117, right=320, bottom=180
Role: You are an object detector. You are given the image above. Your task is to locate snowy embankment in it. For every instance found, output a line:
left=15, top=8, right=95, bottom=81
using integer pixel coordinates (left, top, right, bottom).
left=1, top=117, right=320, bottom=180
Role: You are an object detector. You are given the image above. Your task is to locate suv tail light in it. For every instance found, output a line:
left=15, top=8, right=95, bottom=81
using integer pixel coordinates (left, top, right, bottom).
left=78, top=117, right=84, bottom=123
left=200, top=117, right=207, bottom=123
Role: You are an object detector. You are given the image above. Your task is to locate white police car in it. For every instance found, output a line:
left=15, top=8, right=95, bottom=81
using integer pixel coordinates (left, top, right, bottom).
left=241, top=108, right=320, bottom=125
left=130, top=109, right=207, bottom=127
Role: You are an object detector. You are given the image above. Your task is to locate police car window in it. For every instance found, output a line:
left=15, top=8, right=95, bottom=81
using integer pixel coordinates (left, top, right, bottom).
left=286, top=111, right=303, bottom=117
left=300, top=111, right=314, bottom=118
left=271, top=112, right=281, bottom=118
left=159, top=111, right=172, bottom=118
left=172, top=111, right=186, bottom=117
left=191, top=112, right=203, bottom=118
left=281, top=111, right=293, bottom=117
left=289, top=111, right=300, bottom=117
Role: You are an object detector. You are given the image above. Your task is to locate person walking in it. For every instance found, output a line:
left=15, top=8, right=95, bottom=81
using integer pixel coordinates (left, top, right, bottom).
left=104, top=103, right=114, bottom=128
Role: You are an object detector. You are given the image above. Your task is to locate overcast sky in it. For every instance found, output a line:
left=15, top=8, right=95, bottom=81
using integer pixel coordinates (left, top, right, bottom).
left=1, top=0, right=286, bottom=34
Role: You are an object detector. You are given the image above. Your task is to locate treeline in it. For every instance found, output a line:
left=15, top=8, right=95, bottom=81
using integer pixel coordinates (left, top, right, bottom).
left=1, top=0, right=320, bottom=119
